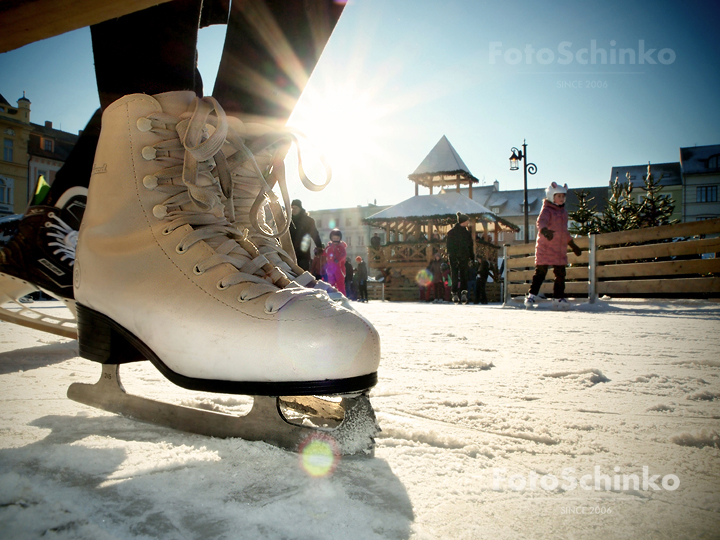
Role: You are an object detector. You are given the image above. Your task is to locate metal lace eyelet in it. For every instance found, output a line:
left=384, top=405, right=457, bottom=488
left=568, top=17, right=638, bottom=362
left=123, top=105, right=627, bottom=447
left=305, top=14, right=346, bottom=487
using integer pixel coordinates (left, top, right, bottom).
left=217, top=281, right=229, bottom=290
left=142, top=146, right=157, bottom=160
left=143, top=175, right=159, bottom=189
left=176, top=244, right=187, bottom=254
left=48, top=212, right=56, bottom=219
left=238, top=294, right=248, bottom=302
left=136, top=117, right=153, bottom=132
left=161, top=227, right=172, bottom=236
left=153, top=205, right=168, bottom=219
left=193, top=265, right=204, bottom=275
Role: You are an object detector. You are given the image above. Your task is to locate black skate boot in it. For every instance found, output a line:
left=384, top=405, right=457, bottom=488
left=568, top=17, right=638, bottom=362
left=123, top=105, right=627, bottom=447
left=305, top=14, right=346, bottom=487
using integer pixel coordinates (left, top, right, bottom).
left=452, top=292, right=459, bottom=304
left=0, top=198, right=85, bottom=338
left=460, top=290, right=468, bottom=304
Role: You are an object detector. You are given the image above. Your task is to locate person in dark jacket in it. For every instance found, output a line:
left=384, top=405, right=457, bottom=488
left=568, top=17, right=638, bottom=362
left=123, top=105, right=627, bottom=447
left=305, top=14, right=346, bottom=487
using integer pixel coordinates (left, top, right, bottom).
left=355, top=255, right=369, bottom=302
left=290, top=199, right=323, bottom=271
left=446, top=212, right=474, bottom=303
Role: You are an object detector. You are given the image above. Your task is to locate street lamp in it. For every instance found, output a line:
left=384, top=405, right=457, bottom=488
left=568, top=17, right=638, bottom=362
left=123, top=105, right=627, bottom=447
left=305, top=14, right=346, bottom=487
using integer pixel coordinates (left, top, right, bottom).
left=508, top=140, right=538, bottom=243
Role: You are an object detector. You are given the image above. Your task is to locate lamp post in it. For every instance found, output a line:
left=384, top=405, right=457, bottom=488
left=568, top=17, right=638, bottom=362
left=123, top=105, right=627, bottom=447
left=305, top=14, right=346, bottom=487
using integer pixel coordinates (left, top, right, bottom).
left=509, top=140, right=537, bottom=243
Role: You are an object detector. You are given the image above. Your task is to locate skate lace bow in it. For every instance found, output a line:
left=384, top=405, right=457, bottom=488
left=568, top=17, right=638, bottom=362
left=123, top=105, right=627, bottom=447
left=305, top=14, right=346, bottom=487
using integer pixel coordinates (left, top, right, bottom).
left=142, top=96, right=321, bottom=311
left=46, top=212, right=78, bottom=265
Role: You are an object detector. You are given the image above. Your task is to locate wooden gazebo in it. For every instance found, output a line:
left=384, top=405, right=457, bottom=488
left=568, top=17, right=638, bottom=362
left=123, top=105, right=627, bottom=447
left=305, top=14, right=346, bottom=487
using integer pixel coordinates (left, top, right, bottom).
left=363, top=136, right=518, bottom=300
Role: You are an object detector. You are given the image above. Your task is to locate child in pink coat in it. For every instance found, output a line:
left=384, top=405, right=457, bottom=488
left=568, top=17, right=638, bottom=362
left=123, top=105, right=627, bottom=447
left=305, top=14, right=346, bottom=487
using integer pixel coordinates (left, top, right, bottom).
left=324, top=228, right=347, bottom=295
left=525, top=182, right=582, bottom=308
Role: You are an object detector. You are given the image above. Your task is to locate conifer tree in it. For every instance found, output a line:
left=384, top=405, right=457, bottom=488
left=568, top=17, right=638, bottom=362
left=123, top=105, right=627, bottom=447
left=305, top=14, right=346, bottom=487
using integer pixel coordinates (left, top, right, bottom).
left=568, top=190, right=599, bottom=235
left=636, top=163, right=677, bottom=228
left=597, top=175, right=636, bottom=233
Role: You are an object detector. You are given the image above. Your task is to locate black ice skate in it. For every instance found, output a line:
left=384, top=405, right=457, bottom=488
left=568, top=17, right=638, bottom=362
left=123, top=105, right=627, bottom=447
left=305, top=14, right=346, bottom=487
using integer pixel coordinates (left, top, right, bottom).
left=460, top=290, right=468, bottom=304
left=0, top=197, right=85, bottom=338
left=452, top=293, right=459, bottom=304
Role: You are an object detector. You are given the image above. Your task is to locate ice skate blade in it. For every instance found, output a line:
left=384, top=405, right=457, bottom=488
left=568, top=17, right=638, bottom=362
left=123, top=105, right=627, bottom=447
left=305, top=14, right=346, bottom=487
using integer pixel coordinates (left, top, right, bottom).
left=67, top=364, right=378, bottom=455
left=0, top=272, right=77, bottom=339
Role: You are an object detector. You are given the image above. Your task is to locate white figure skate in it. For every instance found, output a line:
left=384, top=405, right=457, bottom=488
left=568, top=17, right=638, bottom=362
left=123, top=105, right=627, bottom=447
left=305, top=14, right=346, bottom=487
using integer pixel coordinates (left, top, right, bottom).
left=68, top=92, right=380, bottom=455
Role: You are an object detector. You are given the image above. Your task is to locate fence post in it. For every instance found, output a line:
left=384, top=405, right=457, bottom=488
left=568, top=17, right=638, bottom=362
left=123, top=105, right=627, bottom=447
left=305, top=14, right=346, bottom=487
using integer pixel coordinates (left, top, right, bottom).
left=588, top=234, right=597, bottom=304
left=503, top=244, right=509, bottom=305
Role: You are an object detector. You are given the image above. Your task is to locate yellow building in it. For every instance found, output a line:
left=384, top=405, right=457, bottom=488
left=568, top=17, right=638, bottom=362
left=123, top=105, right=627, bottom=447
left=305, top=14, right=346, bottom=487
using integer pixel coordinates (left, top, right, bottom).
left=0, top=93, right=32, bottom=215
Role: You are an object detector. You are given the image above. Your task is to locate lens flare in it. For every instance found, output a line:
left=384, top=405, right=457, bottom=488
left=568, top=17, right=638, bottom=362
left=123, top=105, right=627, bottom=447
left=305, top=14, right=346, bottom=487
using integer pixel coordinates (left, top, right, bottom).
left=416, top=269, right=433, bottom=288
left=299, top=434, right=340, bottom=477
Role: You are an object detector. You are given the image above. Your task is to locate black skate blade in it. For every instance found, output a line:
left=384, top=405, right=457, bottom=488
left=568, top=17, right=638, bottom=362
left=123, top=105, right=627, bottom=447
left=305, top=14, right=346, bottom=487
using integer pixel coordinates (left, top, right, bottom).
left=67, top=364, right=378, bottom=455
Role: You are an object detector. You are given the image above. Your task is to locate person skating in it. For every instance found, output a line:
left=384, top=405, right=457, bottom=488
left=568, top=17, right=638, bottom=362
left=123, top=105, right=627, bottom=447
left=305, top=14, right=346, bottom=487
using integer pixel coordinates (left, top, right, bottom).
left=324, top=228, right=347, bottom=295
left=525, top=182, right=582, bottom=309
left=426, top=252, right=444, bottom=302
left=355, top=255, right=369, bottom=302
left=289, top=199, right=323, bottom=271
left=477, top=255, right=490, bottom=304
left=446, top=212, right=474, bottom=304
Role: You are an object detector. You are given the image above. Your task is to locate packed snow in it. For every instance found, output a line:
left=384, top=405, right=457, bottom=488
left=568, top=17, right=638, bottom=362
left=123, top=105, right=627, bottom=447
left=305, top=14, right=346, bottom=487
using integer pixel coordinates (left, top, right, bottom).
left=0, top=297, right=719, bottom=539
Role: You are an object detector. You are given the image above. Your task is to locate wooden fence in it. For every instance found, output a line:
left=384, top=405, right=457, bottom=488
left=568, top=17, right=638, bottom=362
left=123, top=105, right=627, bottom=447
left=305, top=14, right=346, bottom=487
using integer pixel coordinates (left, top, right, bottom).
left=503, top=217, right=720, bottom=303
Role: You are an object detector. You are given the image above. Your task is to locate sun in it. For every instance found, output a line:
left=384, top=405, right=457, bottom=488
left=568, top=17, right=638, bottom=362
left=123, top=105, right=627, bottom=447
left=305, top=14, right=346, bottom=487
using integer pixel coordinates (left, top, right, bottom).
left=287, top=81, right=387, bottom=182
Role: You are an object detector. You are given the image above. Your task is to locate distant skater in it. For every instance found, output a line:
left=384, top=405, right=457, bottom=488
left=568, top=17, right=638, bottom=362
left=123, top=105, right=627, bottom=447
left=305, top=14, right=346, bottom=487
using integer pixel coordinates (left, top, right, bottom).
left=525, top=182, right=582, bottom=309
left=324, top=228, right=347, bottom=295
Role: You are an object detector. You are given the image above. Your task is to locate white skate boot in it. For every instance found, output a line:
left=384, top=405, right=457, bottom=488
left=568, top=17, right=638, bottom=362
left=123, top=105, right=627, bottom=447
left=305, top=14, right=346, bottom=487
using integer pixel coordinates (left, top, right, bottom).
left=552, top=297, right=570, bottom=310
left=524, top=293, right=537, bottom=308
left=69, top=92, right=380, bottom=454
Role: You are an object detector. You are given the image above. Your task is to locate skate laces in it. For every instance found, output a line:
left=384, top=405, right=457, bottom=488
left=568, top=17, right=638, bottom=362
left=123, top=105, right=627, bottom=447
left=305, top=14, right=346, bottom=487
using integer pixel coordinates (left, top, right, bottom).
left=139, top=96, right=322, bottom=311
left=221, top=117, right=332, bottom=286
left=46, top=212, right=78, bottom=264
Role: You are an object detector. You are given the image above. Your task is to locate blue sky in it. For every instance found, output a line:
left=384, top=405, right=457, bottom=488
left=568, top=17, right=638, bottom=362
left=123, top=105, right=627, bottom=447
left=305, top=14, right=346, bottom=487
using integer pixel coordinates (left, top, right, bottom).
left=1, top=0, right=719, bottom=211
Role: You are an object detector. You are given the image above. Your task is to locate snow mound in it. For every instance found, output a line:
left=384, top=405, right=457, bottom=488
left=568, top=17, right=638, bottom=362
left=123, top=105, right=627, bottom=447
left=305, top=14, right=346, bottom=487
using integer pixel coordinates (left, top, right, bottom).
left=647, top=403, right=674, bottom=412
left=672, top=359, right=720, bottom=367
left=446, top=359, right=494, bottom=370
left=669, top=429, right=720, bottom=449
left=686, top=391, right=720, bottom=401
left=542, top=368, right=610, bottom=385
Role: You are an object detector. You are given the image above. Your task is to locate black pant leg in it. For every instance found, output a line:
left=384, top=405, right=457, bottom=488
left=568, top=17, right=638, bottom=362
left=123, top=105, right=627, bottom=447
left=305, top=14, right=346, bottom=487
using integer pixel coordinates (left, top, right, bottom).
left=529, top=265, right=549, bottom=296
left=553, top=265, right=567, bottom=299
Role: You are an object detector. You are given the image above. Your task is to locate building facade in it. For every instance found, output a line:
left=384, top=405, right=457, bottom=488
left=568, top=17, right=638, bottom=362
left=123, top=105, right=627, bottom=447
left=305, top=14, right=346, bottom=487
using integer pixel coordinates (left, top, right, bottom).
left=0, top=94, right=32, bottom=215
left=680, top=144, right=720, bottom=221
left=0, top=93, right=79, bottom=216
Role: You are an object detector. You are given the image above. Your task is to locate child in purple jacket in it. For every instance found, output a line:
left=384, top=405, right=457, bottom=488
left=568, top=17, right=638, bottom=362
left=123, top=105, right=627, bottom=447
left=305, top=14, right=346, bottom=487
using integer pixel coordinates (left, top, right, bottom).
left=525, top=182, right=582, bottom=309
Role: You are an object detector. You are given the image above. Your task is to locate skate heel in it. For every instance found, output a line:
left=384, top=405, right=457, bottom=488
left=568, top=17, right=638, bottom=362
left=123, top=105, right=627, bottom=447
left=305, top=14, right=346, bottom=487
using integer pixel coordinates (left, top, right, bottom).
left=77, top=303, right=145, bottom=364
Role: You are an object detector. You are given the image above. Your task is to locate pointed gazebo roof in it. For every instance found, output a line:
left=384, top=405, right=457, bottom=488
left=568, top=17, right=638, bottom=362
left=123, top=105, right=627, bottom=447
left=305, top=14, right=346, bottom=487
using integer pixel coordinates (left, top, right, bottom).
left=365, top=192, right=517, bottom=232
left=408, top=135, right=480, bottom=191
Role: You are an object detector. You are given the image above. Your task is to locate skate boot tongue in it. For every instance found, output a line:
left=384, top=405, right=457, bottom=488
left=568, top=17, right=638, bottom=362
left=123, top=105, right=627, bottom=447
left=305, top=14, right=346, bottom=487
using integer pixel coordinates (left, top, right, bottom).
left=153, top=91, right=197, bottom=119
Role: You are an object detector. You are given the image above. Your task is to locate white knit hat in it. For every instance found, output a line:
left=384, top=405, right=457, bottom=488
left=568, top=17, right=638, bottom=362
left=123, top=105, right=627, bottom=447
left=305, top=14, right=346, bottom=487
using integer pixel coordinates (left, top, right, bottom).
left=546, top=181, right=568, bottom=201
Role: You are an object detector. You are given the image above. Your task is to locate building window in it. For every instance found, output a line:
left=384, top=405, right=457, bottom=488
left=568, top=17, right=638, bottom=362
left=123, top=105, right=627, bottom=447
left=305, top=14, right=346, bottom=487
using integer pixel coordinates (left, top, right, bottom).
left=708, top=155, right=719, bottom=170
left=44, top=138, right=54, bottom=152
left=0, top=178, right=13, bottom=204
left=3, top=139, right=13, bottom=162
left=497, top=232, right=504, bottom=242
left=358, top=236, right=365, bottom=246
left=697, top=185, right=718, bottom=203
